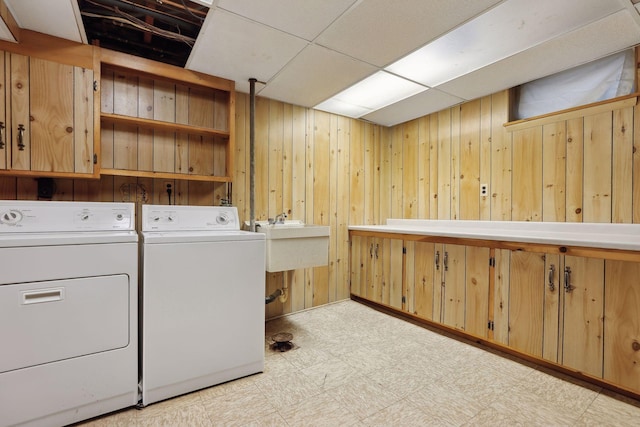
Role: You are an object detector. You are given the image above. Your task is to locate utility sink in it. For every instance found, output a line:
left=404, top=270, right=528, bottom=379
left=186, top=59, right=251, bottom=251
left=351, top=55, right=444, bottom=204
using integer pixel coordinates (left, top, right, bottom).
left=245, top=220, right=330, bottom=272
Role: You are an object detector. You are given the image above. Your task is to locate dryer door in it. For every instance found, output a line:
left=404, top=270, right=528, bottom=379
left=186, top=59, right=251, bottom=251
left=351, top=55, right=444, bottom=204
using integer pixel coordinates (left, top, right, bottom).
left=0, top=274, right=130, bottom=373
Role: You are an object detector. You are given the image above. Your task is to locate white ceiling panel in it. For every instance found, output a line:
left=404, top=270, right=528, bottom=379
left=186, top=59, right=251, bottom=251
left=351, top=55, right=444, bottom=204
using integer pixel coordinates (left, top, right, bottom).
left=386, top=0, right=625, bottom=87
left=6, top=0, right=84, bottom=43
left=315, top=0, right=504, bottom=67
left=361, top=89, right=465, bottom=127
left=216, top=0, right=358, bottom=41
left=438, top=9, right=640, bottom=101
left=257, top=44, right=376, bottom=107
left=186, top=8, right=308, bottom=93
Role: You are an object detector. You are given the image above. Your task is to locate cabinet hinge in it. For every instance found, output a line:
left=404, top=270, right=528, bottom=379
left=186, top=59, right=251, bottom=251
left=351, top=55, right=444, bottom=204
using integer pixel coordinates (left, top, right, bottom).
left=93, top=81, right=98, bottom=91
left=402, top=246, right=407, bottom=254
left=487, top=320, right=494, bottom=331
left=402, top=296, right=406, bottom=304
left=93, top=154, right=98, bottom=164
left=489, top=257, right=495, bottom=267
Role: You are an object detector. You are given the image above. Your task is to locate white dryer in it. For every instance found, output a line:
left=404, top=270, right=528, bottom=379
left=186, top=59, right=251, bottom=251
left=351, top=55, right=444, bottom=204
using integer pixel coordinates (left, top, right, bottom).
left=0, top=201, right=138, bottom=427
left=139, top=204, right=265, bottom=406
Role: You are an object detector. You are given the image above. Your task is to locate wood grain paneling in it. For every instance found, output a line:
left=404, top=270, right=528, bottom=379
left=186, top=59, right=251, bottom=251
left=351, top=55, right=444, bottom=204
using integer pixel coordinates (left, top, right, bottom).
left=3, top=73, right=640, bottom=320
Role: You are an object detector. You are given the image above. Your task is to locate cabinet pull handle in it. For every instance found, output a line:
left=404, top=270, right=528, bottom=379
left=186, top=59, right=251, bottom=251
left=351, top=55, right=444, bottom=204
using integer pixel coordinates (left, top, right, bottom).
left=369, top=244, right=373, bottom=259
left=0, top=121, right=4, bottom=149
left=564, top=266, right=572, bottom=292
left=444, top=251, right=449, bottom=271
left=17, top=124, right=25, bottom=151
left=435, top=251, right=440, bottom=270
left=374, top=244, right=379, bottom=259
left=548, top=264, right=555, bottom=291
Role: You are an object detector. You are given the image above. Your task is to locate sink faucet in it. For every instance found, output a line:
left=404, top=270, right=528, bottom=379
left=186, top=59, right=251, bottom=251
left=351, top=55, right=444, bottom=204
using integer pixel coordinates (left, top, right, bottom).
left=268, top=212, right=287, bottom=224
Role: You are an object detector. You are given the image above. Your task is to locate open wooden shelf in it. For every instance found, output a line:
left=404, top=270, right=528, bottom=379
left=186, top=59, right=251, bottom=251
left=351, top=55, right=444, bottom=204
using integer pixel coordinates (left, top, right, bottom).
left=100, top=168, right=232, bottom=182
left=101, top=113, right=230, bottom=138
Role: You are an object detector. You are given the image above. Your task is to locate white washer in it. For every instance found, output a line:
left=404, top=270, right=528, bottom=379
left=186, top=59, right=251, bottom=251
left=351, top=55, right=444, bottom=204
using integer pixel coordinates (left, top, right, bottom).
left=140, top=204, right=265, bottom=406
left=0, top=201, right=138, bottom=427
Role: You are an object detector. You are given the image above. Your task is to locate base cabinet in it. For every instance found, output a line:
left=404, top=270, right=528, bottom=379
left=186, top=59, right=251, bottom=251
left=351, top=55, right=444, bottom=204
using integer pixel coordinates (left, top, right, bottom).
left=604, top=260, right=640, bottom=393
left=506, top=251, right=604, bottom=378
left=349, top=236, right=402, bottom=309
left=350, top=229, right=640, bottom=397
left=405, top=242, right=490, bottom=335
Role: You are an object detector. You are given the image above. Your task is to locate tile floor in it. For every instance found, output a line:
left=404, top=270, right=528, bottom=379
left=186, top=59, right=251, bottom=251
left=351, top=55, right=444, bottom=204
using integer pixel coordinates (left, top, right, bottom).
left=78, top=300, right=640, bottom=426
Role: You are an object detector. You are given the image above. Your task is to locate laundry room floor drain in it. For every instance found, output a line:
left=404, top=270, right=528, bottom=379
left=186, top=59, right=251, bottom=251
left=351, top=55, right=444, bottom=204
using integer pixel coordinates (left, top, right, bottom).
left=270, top=332, right=294, bottom=352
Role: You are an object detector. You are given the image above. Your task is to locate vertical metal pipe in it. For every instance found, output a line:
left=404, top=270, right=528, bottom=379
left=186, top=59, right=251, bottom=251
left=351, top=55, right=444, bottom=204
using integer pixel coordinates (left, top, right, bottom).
left=249, top=78, right=257, bottom=232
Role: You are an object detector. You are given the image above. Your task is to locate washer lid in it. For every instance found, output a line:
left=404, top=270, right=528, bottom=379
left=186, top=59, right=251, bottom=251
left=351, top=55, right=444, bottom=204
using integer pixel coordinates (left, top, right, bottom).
left=141, top=230, right=265, bottom=244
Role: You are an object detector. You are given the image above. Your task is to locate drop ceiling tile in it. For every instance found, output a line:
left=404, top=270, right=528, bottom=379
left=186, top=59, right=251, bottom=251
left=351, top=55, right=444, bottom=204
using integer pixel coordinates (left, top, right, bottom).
left=257, top=44, right=377, bottom=107
left=186, top=8, right=308, bottom=91
left=361, top=88, right=464, bottom=127
left=315, top=0, right=503, bottom=67
left=216, top=0, right=358, bottom=40
left=438, top=9, right=640, bottom=101
left=6, top=0, right=84, bottom=42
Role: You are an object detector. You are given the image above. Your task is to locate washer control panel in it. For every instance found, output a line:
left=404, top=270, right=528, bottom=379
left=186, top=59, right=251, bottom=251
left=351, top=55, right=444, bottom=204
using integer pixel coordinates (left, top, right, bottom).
left=0, top=201, right=134, bottom=232
left=142, top=205, right=240, bottom=231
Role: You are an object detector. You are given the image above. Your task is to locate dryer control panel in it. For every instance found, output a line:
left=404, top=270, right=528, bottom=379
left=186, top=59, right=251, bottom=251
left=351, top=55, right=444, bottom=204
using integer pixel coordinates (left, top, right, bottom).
left=142, top=205, right=240, bottom=232
left=0, top=201, right=135, bottom=232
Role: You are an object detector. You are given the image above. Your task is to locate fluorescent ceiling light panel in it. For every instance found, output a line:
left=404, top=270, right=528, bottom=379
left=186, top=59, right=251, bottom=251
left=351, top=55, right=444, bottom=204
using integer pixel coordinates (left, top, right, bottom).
left=386, top=0, right=622, bottom=87
left=315, top=98, right=372, bottom=118
left=315, top=71, right=426, bottom=118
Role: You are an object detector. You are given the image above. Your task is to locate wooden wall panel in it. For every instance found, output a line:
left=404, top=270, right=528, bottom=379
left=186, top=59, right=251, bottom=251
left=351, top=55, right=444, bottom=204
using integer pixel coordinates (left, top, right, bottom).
left=4, top=83, right=640, bottom=320
left=583, top=112, right=612, bottom=223
left=613, top=107, right=633, bottom=223
left=542, top=122, right=566, bottom=222
left=460, top=100, right=481, bottom=220
left=512, top=127, right=543, bottom=221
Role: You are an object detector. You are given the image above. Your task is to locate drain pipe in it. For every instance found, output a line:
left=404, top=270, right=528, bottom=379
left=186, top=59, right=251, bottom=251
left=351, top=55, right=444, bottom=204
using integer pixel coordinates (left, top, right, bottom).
left=265, top=288, right=283, bottom=304
left=249, top=78, right=257, bottom=233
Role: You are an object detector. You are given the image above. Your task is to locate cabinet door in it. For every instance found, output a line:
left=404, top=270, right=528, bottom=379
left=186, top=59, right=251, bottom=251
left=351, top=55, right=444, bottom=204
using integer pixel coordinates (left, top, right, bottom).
left=561, top=256, right=604, bottom=378
left=442, top=244, right=466, bottom=330
left=9, top=53, right=29, bottom=171
left=411, top=241, right=437, bottom=321
left=349, top=235, right=365, bottom=297
left=465, top=246, right=491, bottom=338
left=508, top=251, right=545, bottom=357
left=8, top=53, right=94, bottom=174
left=0, top=51, right=6, bottom=169
left=388, top=239, right=403, bottom=310
left=604, top=260, right=640, bottom=393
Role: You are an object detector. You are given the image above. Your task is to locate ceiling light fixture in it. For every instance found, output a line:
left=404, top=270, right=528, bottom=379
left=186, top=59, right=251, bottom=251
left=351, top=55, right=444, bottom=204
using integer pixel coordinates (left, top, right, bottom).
left=315, top=71, right=427, bottom=119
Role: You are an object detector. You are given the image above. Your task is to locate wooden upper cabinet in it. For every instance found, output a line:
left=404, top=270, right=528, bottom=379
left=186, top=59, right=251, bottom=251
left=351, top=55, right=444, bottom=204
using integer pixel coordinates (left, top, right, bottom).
left=0, top=51, right=96, bottom=178
left=98, top=49, right=235, bottom=183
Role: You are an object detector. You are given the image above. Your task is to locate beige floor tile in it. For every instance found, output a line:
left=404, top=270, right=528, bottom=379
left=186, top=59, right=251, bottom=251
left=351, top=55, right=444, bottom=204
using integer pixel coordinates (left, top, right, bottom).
left=301, top=357, right=364, bottom=390
left=508, top=368, right=600, bottom=413
left=486, top=388, right=582, bottom=426
left=407, top=380, right=486, bottom=425
left=277, top=392, right=360, bottom=426
left=254, top=369, right=323, bottom=411
left=325, top=374, right=403, bottom=419
left=577, top=390, right=640, bottom=426
left=361, top=398, right=436, bottom=426
left=200, top=383, right=278, bottom=427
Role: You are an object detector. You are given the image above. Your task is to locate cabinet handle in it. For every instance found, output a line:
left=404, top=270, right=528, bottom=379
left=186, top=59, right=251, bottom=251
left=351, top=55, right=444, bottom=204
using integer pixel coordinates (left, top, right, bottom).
left=369, top=243, right=373, bottom=259
left=564, top=266, right=573, bottom=293
left=17, top=124, right=25, bottom=151
left=435, top=251, right=440, bottom=270
left=0, top=121, right=4, bottom=149
left=444, top=251, right=449, bottom=271
left=548, top=264, right=555, bottom=291
left=374, top=244, right=379, bottom=259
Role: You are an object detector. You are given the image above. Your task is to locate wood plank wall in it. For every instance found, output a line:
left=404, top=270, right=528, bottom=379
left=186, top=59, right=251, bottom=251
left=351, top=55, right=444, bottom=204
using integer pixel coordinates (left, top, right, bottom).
left=1, top=89, right=639, bottom=319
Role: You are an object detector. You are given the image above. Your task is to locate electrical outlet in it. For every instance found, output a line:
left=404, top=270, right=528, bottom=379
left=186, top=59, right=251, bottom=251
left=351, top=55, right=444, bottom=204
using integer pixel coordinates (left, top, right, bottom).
left=480, top=183, right=488, bottom=196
